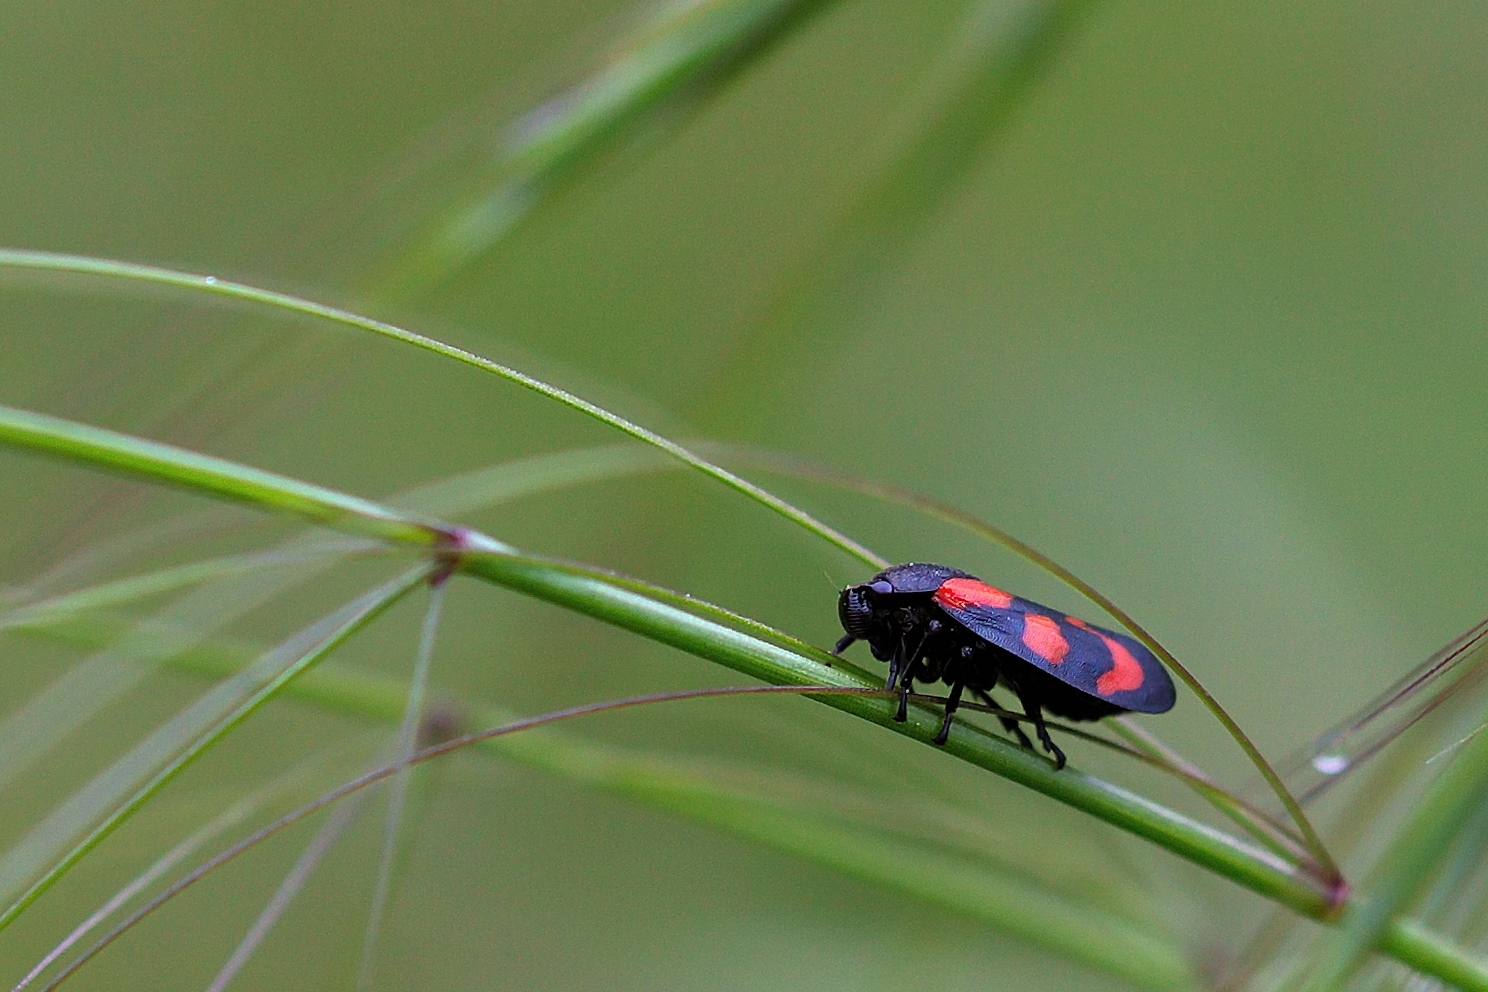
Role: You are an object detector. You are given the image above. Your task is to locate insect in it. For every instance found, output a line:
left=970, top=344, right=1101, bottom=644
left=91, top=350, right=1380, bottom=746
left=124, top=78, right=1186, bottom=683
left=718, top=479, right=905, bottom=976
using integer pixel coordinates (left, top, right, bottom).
left=835, top=562, right=1176, bottom=768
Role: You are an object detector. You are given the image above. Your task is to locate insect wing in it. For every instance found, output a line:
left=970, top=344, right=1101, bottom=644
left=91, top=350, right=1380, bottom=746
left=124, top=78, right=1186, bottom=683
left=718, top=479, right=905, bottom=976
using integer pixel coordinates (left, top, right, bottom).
left=933, top=578, right=1175, bottom=713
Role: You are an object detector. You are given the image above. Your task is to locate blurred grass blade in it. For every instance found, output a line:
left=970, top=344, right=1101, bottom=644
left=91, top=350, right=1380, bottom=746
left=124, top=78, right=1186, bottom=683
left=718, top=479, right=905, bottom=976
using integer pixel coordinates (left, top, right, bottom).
left=12, top=752, right=351, bottom=992
left=0, top=543, right=369, bottom=636
left=0, top=559, right=351, bottom=796
left=1413, top=791, right=1488, bottom=940
left=1270, top=616, right=1488, bottom=807
left=0, top=446, right=662, bottom=791
left=1298, top=699, right=1488, bottom=992
left=0, top=404, right=442, bottom=548
left=0, top=565, right=429, bottom=935
left=205, top=797, right=368, bottom=992
left=41, top=682, right=1199, bottom=992
left=355, top=583, right=445, bottom=992
left=363, top=0, right=843, bottom=302
left=10, top=747, right=368, bottom=992
left=0, top=256, right=882, bottom=567
left=692, top=0, right=1094, bottom=411
left=388, top=443, right=669, bottom=516
left=1, top=507, right=248, bottom=609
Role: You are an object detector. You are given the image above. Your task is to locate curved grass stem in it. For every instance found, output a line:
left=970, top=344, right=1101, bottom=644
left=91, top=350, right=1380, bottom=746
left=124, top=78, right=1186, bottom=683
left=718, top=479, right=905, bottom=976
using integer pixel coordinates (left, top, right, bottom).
left=0, top=250, right=882, bottom=569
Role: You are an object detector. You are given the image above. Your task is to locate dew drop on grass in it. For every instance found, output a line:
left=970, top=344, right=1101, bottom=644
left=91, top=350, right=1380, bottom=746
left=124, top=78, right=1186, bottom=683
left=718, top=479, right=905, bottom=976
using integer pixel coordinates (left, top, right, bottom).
left=1312, top=754, right=1349, bottom=776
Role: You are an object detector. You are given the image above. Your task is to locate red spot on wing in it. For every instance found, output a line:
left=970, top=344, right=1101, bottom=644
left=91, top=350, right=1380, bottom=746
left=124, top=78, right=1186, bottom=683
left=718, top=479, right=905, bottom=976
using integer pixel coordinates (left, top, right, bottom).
left=1095, top=635, right=1145, bottom=696
left=935, top=577, right=1013, bottom=611
left=1020, top=614, right=1069, bottom=665
left=1065, top=616, right=1092, bottom=631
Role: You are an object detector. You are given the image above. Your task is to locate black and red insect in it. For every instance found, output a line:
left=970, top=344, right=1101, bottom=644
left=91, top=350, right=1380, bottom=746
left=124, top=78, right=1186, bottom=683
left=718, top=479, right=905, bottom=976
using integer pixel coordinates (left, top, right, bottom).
left=835, top=563, right=1176, bottom=768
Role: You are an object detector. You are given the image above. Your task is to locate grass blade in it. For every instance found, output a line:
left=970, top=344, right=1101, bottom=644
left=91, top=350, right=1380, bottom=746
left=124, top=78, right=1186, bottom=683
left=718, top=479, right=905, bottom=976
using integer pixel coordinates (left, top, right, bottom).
left=0, top=253, right=882, bottom=567
left=1299, top=701, right=1488, bottom=991
left=11, top=738, right=378, bottom=992
left=204, top=798, right=367, bottom=992
left=363, top=0, right=842, bottom=301
left=354, top=582, right=445, bottom=991
left=32, top=686, right=1197, bottom=992
left=0, top=405, right=440, bottom=548
left=0, top=566, right=429, bottom=935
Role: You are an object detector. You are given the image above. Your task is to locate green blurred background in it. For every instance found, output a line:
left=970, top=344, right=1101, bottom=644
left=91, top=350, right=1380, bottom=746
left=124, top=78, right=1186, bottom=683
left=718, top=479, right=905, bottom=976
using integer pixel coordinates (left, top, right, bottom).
left=0, top=0, right=1486, bottom=987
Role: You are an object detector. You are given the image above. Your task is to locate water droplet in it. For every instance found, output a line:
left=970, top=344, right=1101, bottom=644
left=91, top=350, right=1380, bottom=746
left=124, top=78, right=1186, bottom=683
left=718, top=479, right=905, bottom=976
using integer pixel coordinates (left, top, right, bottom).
left=1312, top=754, right=1349, bottom=776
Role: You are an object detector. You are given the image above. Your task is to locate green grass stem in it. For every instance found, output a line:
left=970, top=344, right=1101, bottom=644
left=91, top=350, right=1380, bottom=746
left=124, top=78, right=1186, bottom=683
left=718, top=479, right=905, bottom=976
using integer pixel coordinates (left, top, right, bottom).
left=364, top=0, right=841, bottom=301
left=0, top=251, right=882, bottom=568
left=1300, top=700, right=1488, bottom=991
left=0, top=566, right=429, bottom=936
left=0, top=404, right=441, bottom=549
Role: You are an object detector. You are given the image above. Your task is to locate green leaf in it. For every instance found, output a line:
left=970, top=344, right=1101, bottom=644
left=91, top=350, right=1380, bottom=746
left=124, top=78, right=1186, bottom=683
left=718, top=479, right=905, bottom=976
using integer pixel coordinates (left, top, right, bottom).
left=0, top=252, right=881, bottom=567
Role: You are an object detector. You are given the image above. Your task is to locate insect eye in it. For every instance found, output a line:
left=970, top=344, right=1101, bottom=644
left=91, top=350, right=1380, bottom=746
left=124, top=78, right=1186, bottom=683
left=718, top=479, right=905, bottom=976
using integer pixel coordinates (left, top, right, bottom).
left=869, top=580, right=894, bottom=595
left=838, top=587, right=878, bottom=638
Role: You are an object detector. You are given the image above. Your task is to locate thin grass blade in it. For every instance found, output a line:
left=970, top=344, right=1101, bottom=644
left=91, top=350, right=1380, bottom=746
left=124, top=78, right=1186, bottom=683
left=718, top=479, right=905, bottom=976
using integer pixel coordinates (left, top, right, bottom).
left=0, top=258, right=881, bottom=566
left=354, top=582, right=445, bottom=991
left=362, top=0, right=843, bottom=302
left=1271, top=616, right=1488, bottom=806
left=0, top=565, right=429, bottom=935
left=33, top=687, right=1488, bottom=992
left=204, top=797, right=368, bottom=992
left=12, top=743, right=374, bottom=992
left=1299, top=699, right=1488, bottom=992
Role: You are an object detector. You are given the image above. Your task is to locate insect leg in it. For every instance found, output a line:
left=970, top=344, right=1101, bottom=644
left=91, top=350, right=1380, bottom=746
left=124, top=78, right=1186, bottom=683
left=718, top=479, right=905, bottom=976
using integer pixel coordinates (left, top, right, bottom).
left=884, top=638, right=910, bottom=721
left=833, top=634, right=855, bottom=655
left=1027, top=703, right=1066, bottom=771
left=974, top=688, right=1035, bottom=750
left=933, top=681, right=965, bottom=746
left=885, top=637, right=906, bottom=692
left=891, top=629, right=935, bottom=722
